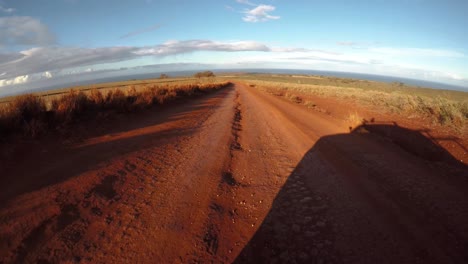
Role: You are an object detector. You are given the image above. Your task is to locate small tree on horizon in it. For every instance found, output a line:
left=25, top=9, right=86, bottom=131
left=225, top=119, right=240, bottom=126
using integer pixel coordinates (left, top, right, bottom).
left=194, top=71, right=215, bottom=78
left=159, top=73, right=169, bottom=79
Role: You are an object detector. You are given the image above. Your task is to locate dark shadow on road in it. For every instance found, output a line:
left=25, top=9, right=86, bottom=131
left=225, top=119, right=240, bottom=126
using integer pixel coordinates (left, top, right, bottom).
left=0, top=87, right=233, bottom=206
left=234, top=122, right=468, bottom=263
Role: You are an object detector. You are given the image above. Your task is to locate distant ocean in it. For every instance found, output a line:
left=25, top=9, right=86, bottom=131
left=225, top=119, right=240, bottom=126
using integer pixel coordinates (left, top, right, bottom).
left=2, top=68, right=467, bottom=98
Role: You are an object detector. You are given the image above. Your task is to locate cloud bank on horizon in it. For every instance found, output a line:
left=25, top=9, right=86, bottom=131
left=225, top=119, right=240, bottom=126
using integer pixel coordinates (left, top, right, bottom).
left=0, top=0, right=467, bottom=91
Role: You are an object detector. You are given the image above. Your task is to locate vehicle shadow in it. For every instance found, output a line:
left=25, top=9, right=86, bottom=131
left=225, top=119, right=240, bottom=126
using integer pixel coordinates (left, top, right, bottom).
left=0, top=87, right=233, bottom=206
left=234, top=122, right=468, bottom=263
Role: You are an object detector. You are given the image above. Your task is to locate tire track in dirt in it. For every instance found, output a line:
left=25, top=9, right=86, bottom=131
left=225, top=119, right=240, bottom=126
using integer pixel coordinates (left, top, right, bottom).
left=1, top=83, right=467, bottom=263
left=0, top=88, right=236, bottom=263
left=196, top=90, right=249, bottom=263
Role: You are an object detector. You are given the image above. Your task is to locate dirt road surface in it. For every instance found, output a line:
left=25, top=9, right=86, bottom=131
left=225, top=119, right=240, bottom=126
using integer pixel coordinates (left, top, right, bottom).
left=1, top=84, right=467, bottom=263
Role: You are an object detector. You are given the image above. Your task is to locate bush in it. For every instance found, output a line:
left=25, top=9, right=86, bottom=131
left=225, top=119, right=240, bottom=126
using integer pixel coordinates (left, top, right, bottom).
left=8, top=95, right=47, bottom=137
left=0, top=81, right=231, bottom=139
left=51, top=90, right=90, bottom=124
left=89, top=89, right=105, bottom=109
left=10, top=94, right=46, bottom=124
left=194, top=71, right=215, bottom=78
left=106, top=89, right=128, bottom=112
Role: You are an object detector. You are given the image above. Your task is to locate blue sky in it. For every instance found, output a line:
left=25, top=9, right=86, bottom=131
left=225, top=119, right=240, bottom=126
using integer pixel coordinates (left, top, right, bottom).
left=0, top=0, right=467, bottom=91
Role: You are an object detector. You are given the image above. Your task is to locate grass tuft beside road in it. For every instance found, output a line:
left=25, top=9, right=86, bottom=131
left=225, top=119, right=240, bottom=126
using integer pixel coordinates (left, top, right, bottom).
left=0, top=81, right=231, bottom=139
left=240, top=78, right=468, bottom=128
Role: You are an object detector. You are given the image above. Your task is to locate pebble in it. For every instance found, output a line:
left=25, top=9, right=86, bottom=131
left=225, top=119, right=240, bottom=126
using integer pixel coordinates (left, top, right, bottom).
left=316, top=221, right=326, bottom=227
left=301, top=197, right=313, bottom=203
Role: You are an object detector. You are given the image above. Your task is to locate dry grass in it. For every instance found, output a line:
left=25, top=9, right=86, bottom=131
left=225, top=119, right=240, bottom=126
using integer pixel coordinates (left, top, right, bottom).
left=347, top=112, right=364, bottom=129
left=0, top=95, right=48, bottom=137
left=0, top=81, right=231, bottom=139
left=242, top=79, right=468, bottom=128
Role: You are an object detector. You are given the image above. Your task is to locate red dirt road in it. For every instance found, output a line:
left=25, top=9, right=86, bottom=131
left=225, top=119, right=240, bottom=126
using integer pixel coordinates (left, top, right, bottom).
left=1, top=84, right=467, bottom=263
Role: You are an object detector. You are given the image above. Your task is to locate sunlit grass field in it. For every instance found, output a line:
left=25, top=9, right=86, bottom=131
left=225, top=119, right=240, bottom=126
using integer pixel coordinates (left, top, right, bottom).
left=229, top=73, right=468, bottom=128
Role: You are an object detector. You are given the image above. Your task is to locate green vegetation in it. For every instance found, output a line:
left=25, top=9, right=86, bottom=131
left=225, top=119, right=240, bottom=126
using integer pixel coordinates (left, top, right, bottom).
left=0, top=81, right=231, bottom=139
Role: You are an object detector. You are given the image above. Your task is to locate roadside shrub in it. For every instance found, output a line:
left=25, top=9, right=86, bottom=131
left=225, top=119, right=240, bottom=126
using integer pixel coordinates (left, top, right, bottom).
left=155, top=88, right=177, bottom=104
left=7, top=95, right=47, bottom=137
left=133, top=89, right=155, bottom=109
left=284, top=93, right=302, bottom=104
left=51, top=90, right=90, bottom=123
left=460, top=102, right=468, bottom=119
left=434, top=98, right=463, bottom=125
left=0, top=105, right=7, bottom=134
left=89, top=89, right=105, bottom=109
left=106, top=89, right=128, bottom=112
left=10, top=94, right=46, bottom=125
left=0, top=81, right=231, bottom=139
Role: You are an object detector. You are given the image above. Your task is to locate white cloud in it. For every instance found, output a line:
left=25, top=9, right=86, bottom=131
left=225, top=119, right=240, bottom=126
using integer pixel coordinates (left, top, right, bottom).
left=234, top=50, right=378, bottom=67
left=225, top=47, right=467, bottom=86
left=446, top=73, right=463, bottom=80
left=369, top=47, right=464, bottom=58
left=0, top=75, right=29, bottom=87
left=42, top=71, right=53, bottom=78
left=1, top=39, right=466, bottom=89
left=0, top=46, right=137, bottom=79
left=0, top=5, right=15, bottom=13
left=422, top=71, right=465, bottom=81
left=243, top=5, right=280, bottom=22
left=270, top=47, right=340, bottom=55
left=0, top=40, right=274, bottom=82
left=134, top=40, right=270, bottom=55
left=0, top=16, right=55, bottom=46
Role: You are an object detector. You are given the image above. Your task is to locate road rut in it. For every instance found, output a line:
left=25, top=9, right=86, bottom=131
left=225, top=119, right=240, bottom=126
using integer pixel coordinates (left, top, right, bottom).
left=1, top=83, right=467, bottom=263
